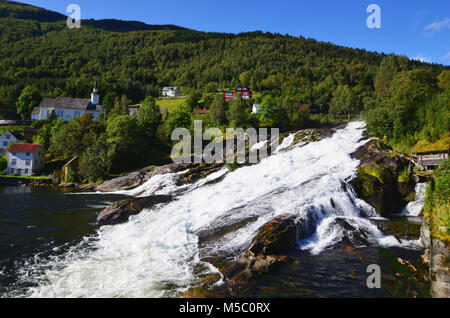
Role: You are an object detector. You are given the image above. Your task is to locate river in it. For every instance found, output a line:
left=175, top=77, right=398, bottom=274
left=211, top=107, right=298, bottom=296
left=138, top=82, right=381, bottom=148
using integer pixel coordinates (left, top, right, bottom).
left=0, top=122, right=429, bottom=297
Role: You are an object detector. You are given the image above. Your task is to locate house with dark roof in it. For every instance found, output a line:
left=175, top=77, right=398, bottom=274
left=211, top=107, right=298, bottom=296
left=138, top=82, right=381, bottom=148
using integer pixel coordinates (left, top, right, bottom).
left=0, top=130, right=24, bottom=152
left=31, top=83, right=103, bottom=122
left=7, top=143, right=45, bottom=176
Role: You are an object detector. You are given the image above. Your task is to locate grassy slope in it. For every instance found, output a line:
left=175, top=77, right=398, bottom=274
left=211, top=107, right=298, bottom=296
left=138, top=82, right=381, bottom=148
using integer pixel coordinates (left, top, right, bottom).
left=156, top=98, right=187, bottom=112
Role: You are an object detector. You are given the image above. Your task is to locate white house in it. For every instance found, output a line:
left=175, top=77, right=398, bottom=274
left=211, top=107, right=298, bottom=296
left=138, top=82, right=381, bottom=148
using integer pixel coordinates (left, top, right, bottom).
left=0, top=131, right=24, bottom=152
left=7, top=144, right=45, bottom=176
left=31, top=83, right=103, bottom=122
left=252, top=104, right=261, bottom=114
left=162, top=87, right=180, bottom=97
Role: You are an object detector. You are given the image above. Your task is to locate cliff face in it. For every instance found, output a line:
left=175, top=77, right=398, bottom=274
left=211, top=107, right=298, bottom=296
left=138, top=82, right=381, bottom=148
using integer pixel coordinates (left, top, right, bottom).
left=421, top=217, right=450, bottom=298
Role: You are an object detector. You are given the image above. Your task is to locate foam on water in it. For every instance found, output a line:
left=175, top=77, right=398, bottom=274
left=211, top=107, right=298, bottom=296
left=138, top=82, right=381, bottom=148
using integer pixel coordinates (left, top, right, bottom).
left=400, top=183, right=428, bottom=216
left=20, top=121, right=419, bottom=298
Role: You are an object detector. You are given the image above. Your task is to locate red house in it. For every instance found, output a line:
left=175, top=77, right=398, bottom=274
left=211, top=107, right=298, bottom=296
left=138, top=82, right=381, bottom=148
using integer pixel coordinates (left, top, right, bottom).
left=195, top=108, right=210, bottom=115
left=223, top=88, right=252, bottom=101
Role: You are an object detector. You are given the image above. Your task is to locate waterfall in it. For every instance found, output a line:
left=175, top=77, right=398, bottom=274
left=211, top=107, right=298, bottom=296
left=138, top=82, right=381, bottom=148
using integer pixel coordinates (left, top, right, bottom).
left=400, top=183, right=428, bottom=216
left=20, top=121, right=420, bottom=298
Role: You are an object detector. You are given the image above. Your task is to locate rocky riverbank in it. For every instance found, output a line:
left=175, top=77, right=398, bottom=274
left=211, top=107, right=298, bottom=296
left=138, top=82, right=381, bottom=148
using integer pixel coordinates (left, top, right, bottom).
left=421, top=216, right=450, bottom=297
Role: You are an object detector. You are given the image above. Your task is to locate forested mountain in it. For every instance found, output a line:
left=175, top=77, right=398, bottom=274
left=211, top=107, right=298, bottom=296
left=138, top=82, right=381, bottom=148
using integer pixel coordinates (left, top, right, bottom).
left=1, top=1, right=446, bottom=119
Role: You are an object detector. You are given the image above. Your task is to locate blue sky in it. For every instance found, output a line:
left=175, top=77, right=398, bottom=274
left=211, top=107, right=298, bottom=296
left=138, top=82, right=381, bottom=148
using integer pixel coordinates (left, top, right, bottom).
left=21, top=0, right=450, bottom=65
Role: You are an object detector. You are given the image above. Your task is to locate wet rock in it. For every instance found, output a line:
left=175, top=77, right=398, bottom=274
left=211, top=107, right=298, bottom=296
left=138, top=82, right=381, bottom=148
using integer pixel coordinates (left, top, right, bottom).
left=221, top=215, right=298, bottom=291
left=350, top=139, right=416, bottom=217
left=249, top=215, right=299, bottom=255
left=179, top=163, right=224, bottom=185
left=95, top=163, right=199, bottom=192
left=420, top=217, right=450, bottom=298
left=96, top=195, right=173, bottom=226
left=96, top=167, right=155, bottom=192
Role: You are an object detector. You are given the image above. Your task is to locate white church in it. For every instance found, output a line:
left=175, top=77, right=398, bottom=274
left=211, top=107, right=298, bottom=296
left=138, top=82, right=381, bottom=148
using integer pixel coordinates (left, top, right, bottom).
left=31, top=83, right=104, bottom=122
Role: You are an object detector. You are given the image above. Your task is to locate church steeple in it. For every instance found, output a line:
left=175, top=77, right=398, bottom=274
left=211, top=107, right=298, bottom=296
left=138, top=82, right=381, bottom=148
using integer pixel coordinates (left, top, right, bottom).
left=91, top=80, right=100, bottom=105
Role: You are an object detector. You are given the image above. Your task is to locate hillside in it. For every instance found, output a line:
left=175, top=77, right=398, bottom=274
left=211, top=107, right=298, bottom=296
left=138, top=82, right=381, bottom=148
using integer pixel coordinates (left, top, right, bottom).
left=0, top=0, right=447, bottom=120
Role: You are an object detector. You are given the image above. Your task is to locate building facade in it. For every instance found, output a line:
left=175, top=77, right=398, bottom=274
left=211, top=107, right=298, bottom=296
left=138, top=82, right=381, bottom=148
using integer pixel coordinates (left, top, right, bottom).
left=7, top=144, right=45, bottom=176
left=162, top=87, right=180, bottom=97
left=31, top=84, right=103, bottom=122
left=0, top=131, right=23, bottom=152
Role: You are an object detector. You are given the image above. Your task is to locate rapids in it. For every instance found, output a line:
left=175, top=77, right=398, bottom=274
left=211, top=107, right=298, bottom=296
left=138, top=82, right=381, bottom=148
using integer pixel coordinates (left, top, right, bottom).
left=19, top=121, right=421, bottom=297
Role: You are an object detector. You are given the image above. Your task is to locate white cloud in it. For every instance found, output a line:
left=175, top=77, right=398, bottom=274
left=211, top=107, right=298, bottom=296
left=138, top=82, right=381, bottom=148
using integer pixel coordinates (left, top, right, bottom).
left=443, top=51, right=450, bottom=61
left=411, top=54, right=432, bottom=63
left=424, top=18, right=450, bottom=34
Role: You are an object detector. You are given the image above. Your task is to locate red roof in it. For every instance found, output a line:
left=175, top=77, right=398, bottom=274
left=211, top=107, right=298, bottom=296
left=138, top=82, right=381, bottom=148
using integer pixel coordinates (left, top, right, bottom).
left=298, top=104, right=309, bottom=112
left=195, top=108, right=210, bottom=114
left=8, top=143, right=42, bottom=153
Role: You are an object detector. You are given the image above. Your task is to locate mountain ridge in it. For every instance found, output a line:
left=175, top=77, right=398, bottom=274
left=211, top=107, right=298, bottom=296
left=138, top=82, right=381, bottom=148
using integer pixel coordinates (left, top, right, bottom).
left=0, top=0, right=188, bottom=32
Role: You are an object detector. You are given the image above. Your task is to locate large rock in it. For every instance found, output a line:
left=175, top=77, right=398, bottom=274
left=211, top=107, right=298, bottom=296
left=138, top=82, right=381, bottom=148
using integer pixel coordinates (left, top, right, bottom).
left=350, top=139, right=416, bottom=217
left=221, top=215, right=299, bottom=291
left=96, top=163, right=197, bottom=192
left=96, top=195, right=173, bottom=226
left=96, top=167, right=155, bottom=192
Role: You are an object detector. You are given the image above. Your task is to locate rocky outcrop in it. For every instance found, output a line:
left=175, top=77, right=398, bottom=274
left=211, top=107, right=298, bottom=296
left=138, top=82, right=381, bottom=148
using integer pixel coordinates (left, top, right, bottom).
left=95, top=163, right=197, bottom=192
left=96, top=195, right=173, bottom=226
left=179, top=163, right=224, bottom=185
left=421, top=217, right=450, bottom=298
left=221, top=215, right=299, bottom=292
left=95, top=167, right=155, bottom=192
left=350, top=139, right=416, bottom=217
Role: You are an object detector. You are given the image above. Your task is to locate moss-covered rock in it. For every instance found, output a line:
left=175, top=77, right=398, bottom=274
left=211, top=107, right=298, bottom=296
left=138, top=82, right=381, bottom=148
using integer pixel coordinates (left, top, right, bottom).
left=350, top=139, right=416, bottom=217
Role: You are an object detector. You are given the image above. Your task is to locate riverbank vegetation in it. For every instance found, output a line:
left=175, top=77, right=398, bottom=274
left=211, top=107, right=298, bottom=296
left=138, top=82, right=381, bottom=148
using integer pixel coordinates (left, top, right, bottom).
left=424, top=160, right=450, bottom=245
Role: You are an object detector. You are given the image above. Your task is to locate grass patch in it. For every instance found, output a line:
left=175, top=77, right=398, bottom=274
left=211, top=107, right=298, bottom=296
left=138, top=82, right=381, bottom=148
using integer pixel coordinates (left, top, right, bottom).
left=414, top=133, right=450, bottom=153
left=156, top=97, right=187, bottom=113
left=0, top=175, right=52, bottom=180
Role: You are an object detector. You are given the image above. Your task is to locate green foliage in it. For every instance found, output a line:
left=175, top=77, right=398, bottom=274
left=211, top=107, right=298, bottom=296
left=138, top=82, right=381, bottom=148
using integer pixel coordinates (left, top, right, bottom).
left=0, top=155, right=7, bottom=172
left=424, top=160, right=450, bottom=244
left=398, top=167, right=411, bottom=183
left=209, top=94, right=227, bottom=126
left=15, top=85, right=41, bottom=120
left=79, top=134, right=110, bottom=182
left=49, top=114, right=104, bottom=159
left=106, top=115, right=141, bottom=172
left=365, top=59, right=449, bottom=151
left=137, top=96, right=161, bottom=130
left=227, top=96, right=248, bottom=128
left=164, top=105, right=192, bottom=139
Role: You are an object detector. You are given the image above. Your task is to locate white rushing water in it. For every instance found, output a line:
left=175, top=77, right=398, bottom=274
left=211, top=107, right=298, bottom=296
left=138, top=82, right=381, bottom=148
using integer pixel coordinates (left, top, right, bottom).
left=400, top=183, right=428, bottom=216
left=23, top=121, right=419, bottom=298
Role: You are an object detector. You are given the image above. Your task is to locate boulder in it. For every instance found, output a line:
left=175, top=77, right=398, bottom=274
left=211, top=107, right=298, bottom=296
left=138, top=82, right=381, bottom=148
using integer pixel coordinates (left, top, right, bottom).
left=96, top=163, right=198, bottom=192
left=96, top=167, right=155, bottom=192
left=96, top=195, right=173, bottom=226
left=350, top=139, right=416, bottom=217
left=221, top=215, right=298, bottom=291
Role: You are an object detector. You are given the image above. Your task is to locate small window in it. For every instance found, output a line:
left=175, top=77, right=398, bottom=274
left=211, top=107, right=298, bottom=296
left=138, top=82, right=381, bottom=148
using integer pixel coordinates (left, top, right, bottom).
left=11, top=159, right=16, bottom=166
left=12, top=152, right=16, bottom=156
left=25, top=160, right=30, bottom=166
left=2, top=142, right=6, bottom=147
left=26, top=152, right=30, bottom=156
left=25, top=169, right=29, bottom=174
left=5, top=134, right=10, bottom=140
